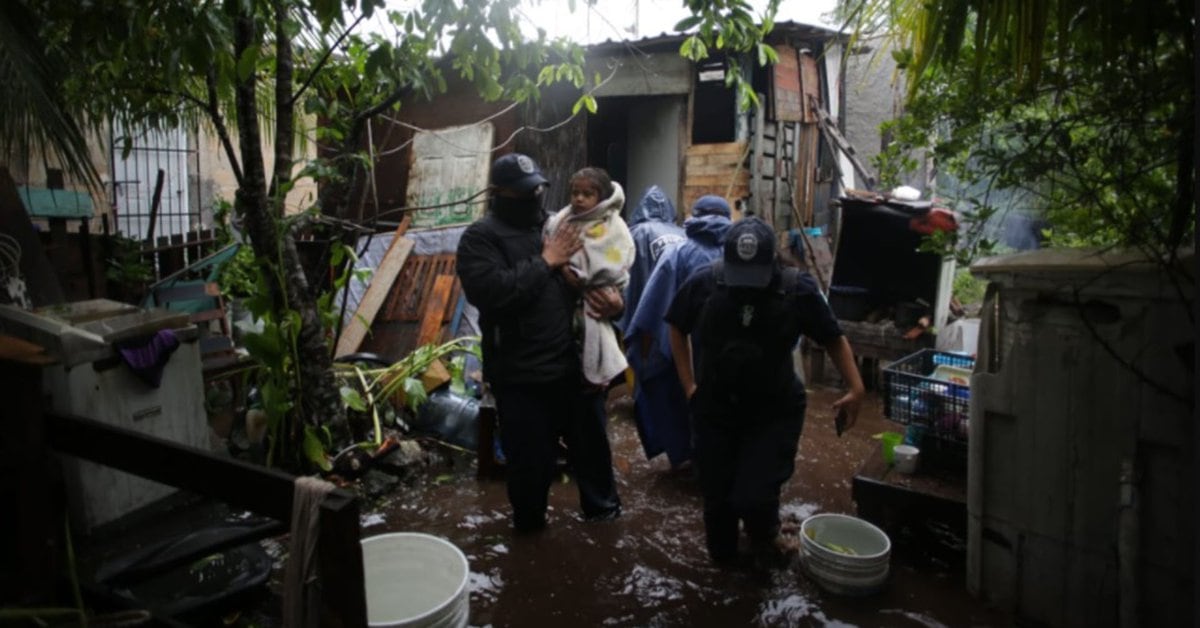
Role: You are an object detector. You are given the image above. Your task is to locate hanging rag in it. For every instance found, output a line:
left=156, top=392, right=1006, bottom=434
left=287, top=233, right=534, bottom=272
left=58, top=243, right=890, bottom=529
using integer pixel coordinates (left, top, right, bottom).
left=282, top=475, right=336, bottom=628
left=115, top=328, right=180, bottom=388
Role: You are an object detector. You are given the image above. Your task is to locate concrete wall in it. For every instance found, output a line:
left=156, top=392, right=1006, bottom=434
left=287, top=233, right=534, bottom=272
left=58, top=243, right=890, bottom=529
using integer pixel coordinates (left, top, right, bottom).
left=968, top=249, right=1194, bottom=627
left=842, top=36, right=930, bottom=192
left=192, top=115, right=319, bottom=221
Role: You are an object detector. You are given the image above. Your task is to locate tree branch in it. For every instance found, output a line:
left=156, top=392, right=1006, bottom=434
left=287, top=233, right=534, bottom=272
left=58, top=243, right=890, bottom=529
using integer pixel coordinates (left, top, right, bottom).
left=206, top=69, right=244, bottom=187
left=289, top=13, right=366, bottom=107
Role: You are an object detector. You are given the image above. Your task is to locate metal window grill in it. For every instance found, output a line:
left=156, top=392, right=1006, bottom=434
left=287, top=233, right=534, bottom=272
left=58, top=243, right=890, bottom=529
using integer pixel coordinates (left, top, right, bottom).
left=110, top=124, right=200, bottom=242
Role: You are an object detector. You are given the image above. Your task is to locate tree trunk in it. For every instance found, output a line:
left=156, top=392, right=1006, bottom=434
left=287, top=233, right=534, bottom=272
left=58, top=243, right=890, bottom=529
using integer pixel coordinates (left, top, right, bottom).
left=234, top=6, right=345, bottom=439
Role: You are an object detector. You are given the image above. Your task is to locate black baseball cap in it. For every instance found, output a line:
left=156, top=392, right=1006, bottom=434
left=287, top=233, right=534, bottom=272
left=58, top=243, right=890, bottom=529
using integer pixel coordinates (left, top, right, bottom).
left=723, top=217, right=776, bottom=288
left=490, top=153, right=549, bottom=195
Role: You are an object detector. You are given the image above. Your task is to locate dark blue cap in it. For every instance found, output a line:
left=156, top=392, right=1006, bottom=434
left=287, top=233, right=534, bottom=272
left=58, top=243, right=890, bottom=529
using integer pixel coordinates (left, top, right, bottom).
left=723, top=217, right=776, bottom=287
left=692, top=194, right=731, bottom=217
left=490, top=153, right=549, bottom=195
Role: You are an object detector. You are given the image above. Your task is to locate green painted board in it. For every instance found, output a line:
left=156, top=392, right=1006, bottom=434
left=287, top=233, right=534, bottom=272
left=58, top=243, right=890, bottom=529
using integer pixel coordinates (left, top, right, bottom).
left=18, top=186, right=94, bottom=219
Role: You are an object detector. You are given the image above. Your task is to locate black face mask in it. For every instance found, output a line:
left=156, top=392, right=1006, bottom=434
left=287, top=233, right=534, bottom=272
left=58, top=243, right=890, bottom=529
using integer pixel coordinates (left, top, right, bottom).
left=491, top=195, right=544, bottom=228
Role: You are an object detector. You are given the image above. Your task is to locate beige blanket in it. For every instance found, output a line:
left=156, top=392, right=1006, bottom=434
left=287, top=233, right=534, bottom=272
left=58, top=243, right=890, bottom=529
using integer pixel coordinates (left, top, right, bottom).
left=545, top=182, right=635, bottom=385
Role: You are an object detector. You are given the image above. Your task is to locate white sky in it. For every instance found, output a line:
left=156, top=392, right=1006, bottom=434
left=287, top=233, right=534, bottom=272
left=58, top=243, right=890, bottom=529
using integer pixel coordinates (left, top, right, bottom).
left=514, top=0, right=840, bottom=44
left=369, top=1, right=840, bottom=45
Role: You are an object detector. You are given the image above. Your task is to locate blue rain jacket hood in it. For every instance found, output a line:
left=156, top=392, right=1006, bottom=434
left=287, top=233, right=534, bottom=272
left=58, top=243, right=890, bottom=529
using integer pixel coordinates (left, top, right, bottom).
left=682, top=212, right=731, bottom=248
left=620, top=185, right=685, bottom=332
left=624, top=212, right=731, bottom=378
left=628, top=185, right=679, bottom=226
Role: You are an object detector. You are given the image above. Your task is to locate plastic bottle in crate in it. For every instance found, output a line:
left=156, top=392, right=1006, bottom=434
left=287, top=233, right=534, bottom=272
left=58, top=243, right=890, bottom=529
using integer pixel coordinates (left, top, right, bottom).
left=910, top=393, right=930, bottom=421
left=888, top=383, right=911, bottom=418
left=932, top=351, right=973, bottom=368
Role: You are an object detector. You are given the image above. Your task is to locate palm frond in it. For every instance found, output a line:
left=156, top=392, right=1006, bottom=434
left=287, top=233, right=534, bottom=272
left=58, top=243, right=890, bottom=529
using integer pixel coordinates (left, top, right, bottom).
left=0, top=1, right=100, bottom=190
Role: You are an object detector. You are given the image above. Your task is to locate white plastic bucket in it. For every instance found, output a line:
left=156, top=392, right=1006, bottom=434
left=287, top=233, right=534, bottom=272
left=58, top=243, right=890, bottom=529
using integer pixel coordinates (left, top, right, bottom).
left=361, top=532, right=470, bottom=627
left=799, top=514, right=891, bottom=595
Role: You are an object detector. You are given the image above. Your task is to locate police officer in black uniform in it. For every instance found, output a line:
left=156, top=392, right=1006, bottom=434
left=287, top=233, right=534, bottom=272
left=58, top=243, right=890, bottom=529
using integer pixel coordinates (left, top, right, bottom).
left=456, top=153, right=624, bottom=533
left=665, top=217, right=865, bottom=565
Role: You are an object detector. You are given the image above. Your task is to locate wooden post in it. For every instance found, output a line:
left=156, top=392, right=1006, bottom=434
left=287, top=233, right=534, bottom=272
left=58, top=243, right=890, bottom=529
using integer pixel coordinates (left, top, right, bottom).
left=476, top=391, right=500, bottom=480
left=164, top=233, right=186, bottom=278
left=79, top=218, right=96, bottom=298
left=145, top=169, right=165, bottom=242
left=0, top=337, right=58, bottom=606
left=751, top=101, right=764, bottom=216
left=317, top=490, right=366, bottom=628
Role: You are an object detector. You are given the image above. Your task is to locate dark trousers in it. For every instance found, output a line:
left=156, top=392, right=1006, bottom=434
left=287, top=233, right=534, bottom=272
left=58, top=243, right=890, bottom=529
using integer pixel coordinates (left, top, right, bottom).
left=693, top=401, right=805, bottom=561
left=493, top=379, right=621, bottom=529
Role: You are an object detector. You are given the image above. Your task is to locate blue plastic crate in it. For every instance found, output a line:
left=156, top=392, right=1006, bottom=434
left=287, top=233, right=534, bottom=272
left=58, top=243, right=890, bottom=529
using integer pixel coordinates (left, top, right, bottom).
left=882, top=349, right=975, bottom=444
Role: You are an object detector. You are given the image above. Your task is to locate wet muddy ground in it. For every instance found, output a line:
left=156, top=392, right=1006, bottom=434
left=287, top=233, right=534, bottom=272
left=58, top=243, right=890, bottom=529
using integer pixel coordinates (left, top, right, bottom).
left=365, top=385, right=1011, bottom=627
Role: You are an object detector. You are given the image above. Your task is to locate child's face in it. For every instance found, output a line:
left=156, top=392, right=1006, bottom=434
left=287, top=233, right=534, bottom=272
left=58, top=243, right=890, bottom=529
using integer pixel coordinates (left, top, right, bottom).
left=569, top=179, right=602, bottom=214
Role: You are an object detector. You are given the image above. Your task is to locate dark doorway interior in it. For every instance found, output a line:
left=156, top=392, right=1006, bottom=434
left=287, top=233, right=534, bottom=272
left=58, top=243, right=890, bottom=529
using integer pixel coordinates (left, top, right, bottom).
left=586, top=96, right=634, bottom=188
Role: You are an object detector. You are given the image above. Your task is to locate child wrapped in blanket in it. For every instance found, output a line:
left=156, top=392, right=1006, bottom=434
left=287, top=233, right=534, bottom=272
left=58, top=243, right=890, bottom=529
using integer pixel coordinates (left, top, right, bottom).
left=544, top=167, right=636, bottom=386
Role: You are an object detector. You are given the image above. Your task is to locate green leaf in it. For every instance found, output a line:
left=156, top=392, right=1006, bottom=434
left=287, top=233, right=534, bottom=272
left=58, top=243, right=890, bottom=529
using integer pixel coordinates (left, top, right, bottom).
left=340, top=386, right=367, bottom=412
left=241, top=330, right=282, bottom=363
left=674, top=16, right=702, bottom=31
left=402, top=377, right=427, bottom=412
left=365, top=45, right=394, bottom=79
left=236, top=46, right=258, bottom=82
left=303, top=426, right=332, bottom=472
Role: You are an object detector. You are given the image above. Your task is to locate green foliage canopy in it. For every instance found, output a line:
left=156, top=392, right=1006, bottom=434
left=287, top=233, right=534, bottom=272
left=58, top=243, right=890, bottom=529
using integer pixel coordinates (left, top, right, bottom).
left=842, top=0, right=1193, bottom=261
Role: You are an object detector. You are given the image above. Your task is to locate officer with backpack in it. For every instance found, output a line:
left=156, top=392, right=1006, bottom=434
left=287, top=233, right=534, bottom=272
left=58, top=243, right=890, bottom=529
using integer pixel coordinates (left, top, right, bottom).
left=665, top=217, right=865, bottom=566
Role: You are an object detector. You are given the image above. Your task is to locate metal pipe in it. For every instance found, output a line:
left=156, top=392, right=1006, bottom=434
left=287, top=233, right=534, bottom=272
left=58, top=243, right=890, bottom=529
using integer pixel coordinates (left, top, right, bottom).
left=1117, top=458, right=1140, bottom=628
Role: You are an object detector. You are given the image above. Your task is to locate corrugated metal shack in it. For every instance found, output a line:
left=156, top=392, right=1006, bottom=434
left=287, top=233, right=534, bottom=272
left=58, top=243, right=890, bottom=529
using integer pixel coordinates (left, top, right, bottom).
left=340, top=22, right=853, bottom=361
left=360, top=21, right=849, bottom=225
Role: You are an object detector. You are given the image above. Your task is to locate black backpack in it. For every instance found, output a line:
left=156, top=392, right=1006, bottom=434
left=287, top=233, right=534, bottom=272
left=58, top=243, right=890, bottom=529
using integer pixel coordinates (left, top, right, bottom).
left=693, top=262, right=805, bottom=409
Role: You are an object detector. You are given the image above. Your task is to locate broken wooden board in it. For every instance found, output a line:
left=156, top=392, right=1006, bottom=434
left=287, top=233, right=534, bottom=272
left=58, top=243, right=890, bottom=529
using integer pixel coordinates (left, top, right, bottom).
left=0, top=333, right=55, bottom=365
left=799, top=232, right=835, bottom=295
left=384, top=254, right=458, bottom=323
left=334, top=235, right=415, bottom=358
left=416, top=274, right=456, bottom=346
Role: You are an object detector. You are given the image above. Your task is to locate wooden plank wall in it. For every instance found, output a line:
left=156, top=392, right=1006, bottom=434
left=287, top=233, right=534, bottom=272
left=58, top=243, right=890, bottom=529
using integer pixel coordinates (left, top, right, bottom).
left=138, top=228, right=220, bottom=283
left=359, top=253, right=461, bottom=363
left=681, top=142, right=750, bottom=217
left=751, top=119, right=800, bottom=229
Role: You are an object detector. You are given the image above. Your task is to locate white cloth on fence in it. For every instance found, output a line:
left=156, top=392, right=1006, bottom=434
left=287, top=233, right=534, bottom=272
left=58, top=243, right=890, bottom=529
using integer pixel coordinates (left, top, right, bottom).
left=282, top=475, right=336, bottom=628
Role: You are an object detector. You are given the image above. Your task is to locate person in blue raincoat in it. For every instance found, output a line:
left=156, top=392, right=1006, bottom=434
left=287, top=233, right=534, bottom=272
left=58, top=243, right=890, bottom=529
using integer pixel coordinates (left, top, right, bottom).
left=619, top=185, right=685, bottom=334
left=622, top=194, right=733, bottom=469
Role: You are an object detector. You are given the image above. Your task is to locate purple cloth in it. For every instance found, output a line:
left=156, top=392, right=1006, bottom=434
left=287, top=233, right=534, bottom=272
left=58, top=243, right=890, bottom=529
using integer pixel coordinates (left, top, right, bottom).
left=116, top=328, right=181, bottom=388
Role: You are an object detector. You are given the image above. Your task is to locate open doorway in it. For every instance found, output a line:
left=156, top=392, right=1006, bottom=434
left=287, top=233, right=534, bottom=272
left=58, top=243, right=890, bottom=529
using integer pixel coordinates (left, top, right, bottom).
left=587, top=95, right=685, bottom=216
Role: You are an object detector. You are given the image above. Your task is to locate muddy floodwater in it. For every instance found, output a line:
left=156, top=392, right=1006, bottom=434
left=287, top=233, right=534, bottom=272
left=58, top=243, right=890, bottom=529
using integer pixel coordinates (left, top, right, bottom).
left=364, top=386, right=1009, bottom=627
